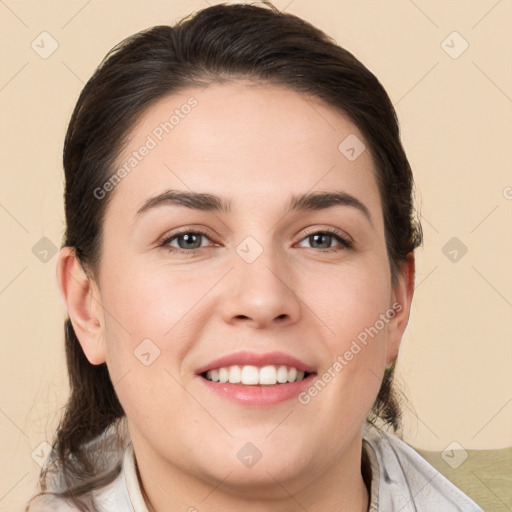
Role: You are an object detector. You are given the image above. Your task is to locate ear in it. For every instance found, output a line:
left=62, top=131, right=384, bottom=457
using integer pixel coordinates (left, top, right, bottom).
left=385, top=252, right=415, bottom=366
left=56, top=246, right=106, bottom=365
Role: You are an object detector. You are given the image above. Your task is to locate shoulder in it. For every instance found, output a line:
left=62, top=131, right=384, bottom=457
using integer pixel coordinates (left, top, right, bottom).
left=25, top=493, right=78, bottom=512
left=25, top=423, right=135, bottom=512
left=26, top=458, right=133, bottom=512
left=362, top=423, right=484, bottom=512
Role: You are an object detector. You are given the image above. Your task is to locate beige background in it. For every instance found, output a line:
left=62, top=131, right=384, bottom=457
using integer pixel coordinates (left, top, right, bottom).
left=1, top=0, right=511, bottom=510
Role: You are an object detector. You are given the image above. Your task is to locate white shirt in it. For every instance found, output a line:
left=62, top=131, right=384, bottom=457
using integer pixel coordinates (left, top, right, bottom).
left=28, top=423, right=484, bottom=511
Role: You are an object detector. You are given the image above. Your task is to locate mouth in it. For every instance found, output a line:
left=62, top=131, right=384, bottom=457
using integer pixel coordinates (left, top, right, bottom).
left=200, top=364, right=313, bottom=386
left=195, top=351, right=317, bottom=404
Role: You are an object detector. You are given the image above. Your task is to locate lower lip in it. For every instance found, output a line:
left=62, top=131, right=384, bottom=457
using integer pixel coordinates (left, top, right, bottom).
left=197, top=374, right=317, bottom=406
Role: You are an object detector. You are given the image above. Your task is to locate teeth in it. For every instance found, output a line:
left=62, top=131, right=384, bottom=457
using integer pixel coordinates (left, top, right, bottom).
left=259, top=365, right=276, bottom=385
left=219, top=367, right=229, bottom=383
left=229, top=365, right=242, bottom=383
left=241, top=365, right=259, bottom=385
left=276, top=365, right=288, bottom=383
left=203, top=365, right=308, bottom=385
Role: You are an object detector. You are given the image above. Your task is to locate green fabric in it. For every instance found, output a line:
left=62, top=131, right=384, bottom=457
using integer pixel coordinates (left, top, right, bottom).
left=413, top=446, right=512, bottom=511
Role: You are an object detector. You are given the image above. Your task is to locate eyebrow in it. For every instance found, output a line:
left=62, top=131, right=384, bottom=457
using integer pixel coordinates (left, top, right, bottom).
left=136, top=189, right=373, bottom=227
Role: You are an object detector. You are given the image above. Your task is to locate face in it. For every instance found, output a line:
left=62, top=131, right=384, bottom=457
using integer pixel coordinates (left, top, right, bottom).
left=72, top=81, right=412, bottom=498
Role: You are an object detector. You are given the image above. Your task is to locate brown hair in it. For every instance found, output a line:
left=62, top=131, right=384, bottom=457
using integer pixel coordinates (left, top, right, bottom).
left=27, top=2, right=422, bottom=510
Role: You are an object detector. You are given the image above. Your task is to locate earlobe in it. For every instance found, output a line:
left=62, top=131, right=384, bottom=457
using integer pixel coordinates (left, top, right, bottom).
left=385, top=252, right=415, bottom=366
left=56, top=246, right=106, bottom=365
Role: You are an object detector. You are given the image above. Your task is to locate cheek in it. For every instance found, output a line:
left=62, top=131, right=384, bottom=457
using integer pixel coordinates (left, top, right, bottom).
left=100, top=256, right=212, bottom=342
left=301, top=258, right=392, bottom=347
left=299, top=260, right=391, bottom=406
left=98, top=257, right=222, bottom=406
left=98, top=268, right=196, bottom=436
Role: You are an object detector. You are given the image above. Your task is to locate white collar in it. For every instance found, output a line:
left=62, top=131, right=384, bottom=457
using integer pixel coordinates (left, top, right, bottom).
left=123, top=442, right=150, bottom=512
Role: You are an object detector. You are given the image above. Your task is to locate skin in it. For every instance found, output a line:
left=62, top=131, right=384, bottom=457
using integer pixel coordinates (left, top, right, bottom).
left=57, top=81, right=415, bottom=512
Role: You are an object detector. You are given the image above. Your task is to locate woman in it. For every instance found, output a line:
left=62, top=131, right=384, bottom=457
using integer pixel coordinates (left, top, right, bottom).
left=26, top=2, right=484, bottom=511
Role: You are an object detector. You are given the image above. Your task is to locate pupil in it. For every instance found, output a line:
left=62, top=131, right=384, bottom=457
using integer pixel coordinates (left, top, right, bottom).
left=180, top=233, right=200, bottom=249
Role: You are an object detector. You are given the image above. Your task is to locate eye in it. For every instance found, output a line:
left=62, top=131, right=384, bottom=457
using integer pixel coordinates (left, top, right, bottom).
left=159, top=227, right=353, bottom=255
left=161, top=229, right=215, bottom=254
left=296, top=228, right=353, bottom=251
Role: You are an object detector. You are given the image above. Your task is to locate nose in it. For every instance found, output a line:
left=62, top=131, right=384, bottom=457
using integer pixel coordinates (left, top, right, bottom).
left=221, top=241, right=301, bottom=329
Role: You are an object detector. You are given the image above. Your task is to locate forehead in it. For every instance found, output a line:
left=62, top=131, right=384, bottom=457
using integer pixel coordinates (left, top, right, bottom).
left=111, top=81, right=382, bottom=221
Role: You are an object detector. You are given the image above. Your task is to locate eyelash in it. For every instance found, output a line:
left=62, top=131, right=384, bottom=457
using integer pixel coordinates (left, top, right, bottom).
left=159, top=227, right=353, bottom=256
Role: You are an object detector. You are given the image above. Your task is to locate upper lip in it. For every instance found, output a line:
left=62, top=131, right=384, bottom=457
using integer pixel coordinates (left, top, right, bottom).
left=195, top=350, right=316, bottom=375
